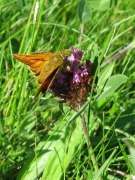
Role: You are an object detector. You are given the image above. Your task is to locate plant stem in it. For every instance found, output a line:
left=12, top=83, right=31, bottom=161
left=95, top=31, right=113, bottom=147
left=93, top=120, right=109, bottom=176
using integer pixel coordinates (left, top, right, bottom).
left=79, top=24, right=84, bottom=45
left=80, top=114, right=99, bottom=173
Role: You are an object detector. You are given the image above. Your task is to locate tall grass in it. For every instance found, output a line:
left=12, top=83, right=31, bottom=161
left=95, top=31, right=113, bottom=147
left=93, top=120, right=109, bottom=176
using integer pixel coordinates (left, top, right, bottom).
left=0, top=0, right=135, bottom=179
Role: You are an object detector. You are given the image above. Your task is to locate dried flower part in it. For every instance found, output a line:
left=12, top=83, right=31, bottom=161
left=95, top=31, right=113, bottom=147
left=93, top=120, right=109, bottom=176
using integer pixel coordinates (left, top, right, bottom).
left=50, top=48, right=96, bottom=110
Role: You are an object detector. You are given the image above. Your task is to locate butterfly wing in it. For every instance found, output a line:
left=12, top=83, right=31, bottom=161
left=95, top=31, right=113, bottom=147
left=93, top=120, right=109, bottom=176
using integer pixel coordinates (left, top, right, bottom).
left=35, top=67, right=60, bottom=97
left=14, top=53, right=63, bottom=96
left=13, top=53, right=54, bottom=76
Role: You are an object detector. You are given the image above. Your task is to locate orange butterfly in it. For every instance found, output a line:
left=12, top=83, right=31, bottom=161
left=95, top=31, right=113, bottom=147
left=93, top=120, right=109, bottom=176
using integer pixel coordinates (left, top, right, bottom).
left=13, top=50, right=70, bottom=97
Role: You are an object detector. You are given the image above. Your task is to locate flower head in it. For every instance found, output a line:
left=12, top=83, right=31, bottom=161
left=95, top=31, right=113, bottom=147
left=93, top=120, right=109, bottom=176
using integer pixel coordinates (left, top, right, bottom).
left=50, top=47, right=96, bottom=110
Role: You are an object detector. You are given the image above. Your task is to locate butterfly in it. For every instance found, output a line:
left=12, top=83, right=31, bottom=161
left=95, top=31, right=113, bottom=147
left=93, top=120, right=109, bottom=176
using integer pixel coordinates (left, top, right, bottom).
left=13, top=50, right=70, bottom=97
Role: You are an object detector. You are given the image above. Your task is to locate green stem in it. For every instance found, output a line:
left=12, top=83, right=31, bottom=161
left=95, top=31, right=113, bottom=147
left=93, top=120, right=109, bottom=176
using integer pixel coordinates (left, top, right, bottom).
left=81, top=114, right=100, bottom=173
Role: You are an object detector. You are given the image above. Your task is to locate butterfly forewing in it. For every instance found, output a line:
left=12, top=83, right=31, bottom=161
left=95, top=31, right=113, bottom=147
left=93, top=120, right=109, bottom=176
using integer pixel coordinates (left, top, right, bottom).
left=13, top=50, right=70, bottom=96
left=13, top=53, right=54, bottom=76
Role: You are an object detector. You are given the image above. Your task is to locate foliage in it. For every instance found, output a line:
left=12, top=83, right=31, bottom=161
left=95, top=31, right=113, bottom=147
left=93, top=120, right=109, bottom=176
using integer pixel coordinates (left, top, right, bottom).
left=0, top=0, right=135, bottom=179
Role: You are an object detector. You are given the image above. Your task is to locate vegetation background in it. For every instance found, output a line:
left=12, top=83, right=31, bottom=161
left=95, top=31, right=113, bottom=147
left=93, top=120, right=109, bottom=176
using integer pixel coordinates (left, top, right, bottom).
left=0, top=0, right=135, bottom=179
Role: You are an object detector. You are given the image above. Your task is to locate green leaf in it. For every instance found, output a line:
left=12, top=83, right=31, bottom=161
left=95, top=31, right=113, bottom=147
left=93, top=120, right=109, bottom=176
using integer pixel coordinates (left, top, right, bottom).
left=124, top=139, right=135, bottom=173
left=17, top=117, right=84, bottom=180
left=41, top=120, right=83, bottom=180
left=97, top=61, right=115, bottom=94
left=86, top=0, right=117, bottom=11
left=96, top=74, right=128, bottom=101
left=0, top=117, right=4, bottom=135
left=78, top=0, right=117, bottom=23
left=78, top=0, right=92, bottom=23
left=89, top=148, right=117, bottom=180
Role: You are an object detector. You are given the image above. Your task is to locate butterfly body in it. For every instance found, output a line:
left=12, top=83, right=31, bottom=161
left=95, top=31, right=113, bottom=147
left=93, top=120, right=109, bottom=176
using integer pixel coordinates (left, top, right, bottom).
left=13, top=50, right=70, bottom=96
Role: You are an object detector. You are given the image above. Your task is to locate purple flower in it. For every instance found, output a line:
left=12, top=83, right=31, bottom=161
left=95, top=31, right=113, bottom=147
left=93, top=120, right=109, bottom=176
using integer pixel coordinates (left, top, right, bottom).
left=73, top=71, right=81, bottom=84
left=67, top=47, right=83, bottom=62
left=72, top=47, right=83, bottom=60
left=50, top=48, right=96, bottom=110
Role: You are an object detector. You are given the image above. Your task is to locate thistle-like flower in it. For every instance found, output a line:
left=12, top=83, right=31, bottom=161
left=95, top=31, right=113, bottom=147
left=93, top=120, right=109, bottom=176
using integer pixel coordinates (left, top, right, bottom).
left=50, top=48, right=96, bottom=110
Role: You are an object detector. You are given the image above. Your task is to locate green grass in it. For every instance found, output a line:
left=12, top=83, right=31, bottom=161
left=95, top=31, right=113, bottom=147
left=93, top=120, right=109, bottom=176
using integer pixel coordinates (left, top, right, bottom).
left=0, top=0, right=135, bottom=179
